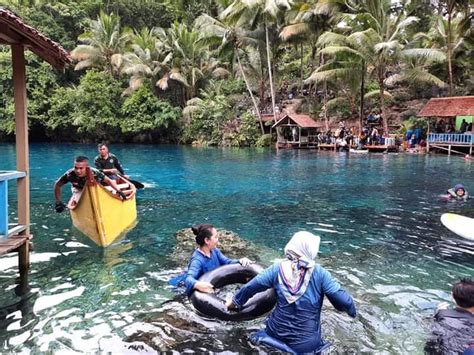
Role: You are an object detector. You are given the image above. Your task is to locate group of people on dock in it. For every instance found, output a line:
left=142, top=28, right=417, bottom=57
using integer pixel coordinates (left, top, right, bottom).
left=436, top=119, right=473, bottom=134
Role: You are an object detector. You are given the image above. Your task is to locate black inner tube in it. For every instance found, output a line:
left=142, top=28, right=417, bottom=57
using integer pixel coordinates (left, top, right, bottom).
left=190, top=263, right=276, bottom=321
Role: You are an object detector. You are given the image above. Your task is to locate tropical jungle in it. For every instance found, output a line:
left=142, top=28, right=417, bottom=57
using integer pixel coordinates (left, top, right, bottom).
left=0, top=0, right=472, bottom=146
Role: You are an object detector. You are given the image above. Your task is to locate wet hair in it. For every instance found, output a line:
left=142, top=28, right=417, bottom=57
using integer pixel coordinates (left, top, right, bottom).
left=452, top=278, right=474, bottom=308
left=191, top=224, right=215, bottom=246
left=98, top=143, right=108, bottom=149
left=75, top=156, right=89, bottom=163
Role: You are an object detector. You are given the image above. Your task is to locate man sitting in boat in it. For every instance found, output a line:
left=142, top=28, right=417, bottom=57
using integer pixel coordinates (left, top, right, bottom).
left=446, top=184, right=469, bottom=201
left=94, top=143, right=128, bottom=180
left=425, top=278, right=474, bottom=354
left=54, top=155, right=127, bottom=213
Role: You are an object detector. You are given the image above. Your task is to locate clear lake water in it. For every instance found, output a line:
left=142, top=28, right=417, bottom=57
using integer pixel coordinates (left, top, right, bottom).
left=0, top=143, right=473, bottom=353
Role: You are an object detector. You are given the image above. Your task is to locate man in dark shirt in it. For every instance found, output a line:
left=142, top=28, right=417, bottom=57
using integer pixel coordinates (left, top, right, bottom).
left=54, top=156, right=127, bottom=213
left=94, top=143, right=128, bottom=180
left=425, top=278, right=474, bottom=354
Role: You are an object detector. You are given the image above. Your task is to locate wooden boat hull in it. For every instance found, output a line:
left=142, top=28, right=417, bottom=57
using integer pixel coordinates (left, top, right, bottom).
left=69, top=180, right=137, bottom=247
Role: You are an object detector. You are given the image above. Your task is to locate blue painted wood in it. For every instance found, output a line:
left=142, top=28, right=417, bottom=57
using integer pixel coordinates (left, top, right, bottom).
left=0, top=171, right=26, bottom=238
left=0, top=180, right=7, bottom=237
left=428, top=133, right=474, bottom=144
left=0, top=170, right=26, bottom=181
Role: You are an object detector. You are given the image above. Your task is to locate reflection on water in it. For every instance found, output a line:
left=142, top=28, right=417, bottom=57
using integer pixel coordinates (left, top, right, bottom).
left=0, top=144, right=473, bottom=352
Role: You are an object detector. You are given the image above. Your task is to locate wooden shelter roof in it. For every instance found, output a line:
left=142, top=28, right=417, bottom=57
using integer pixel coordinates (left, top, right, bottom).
left=0, top=8, right=71, bottom=69
left=272, top=114, right=322, bottom=129
left=418, top=96, right=474, bottom=117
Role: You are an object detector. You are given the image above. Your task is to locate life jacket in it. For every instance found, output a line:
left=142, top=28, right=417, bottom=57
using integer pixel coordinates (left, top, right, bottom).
left=447, top=188, right=469, bottom=200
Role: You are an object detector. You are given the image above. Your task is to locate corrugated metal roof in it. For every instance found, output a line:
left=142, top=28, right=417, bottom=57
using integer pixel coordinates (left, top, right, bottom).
left=272, top=114, right=322, bottom=128
left=0, top=8, right=72, bottom=69
left=418, top=96, right=474, bottom=117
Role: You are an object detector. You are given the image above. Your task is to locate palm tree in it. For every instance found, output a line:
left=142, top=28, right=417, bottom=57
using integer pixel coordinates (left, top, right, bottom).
left=71, top=11, right=131, bottom=76
left=153, top=22, right=226, bottom=104
left=417, top=12, right=469, bottom=96
left=385, top=48, right=447, bottom=92
left=443, top=0, right=470, bottom=96
left=221, top=0, right=294, bottom=122
left=309, top=0, right=420, bottom=134
left=280, top=0, right=334, bottom=95
left=194, top=14, right=265, bottom=133
left=120, top=27, right=173, bottom=95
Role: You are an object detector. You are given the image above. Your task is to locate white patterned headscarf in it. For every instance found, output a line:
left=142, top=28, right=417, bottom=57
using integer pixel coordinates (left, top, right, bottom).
left=278, top=231, right=321, bottom=304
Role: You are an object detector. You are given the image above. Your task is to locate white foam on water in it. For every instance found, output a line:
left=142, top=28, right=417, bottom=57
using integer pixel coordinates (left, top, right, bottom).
left=312, top=227, right=343, bottom=234
left=64, top=242, right=90, bottom=248
left=33, top=286, right=85, bottom=313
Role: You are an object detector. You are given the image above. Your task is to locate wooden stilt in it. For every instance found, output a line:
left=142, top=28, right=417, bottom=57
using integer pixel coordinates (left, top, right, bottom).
left=12, top=44, right=30, bottom=277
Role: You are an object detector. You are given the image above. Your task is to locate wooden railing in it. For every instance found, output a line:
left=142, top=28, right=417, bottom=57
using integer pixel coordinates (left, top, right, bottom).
left=428, top=133, right=474, bottom=145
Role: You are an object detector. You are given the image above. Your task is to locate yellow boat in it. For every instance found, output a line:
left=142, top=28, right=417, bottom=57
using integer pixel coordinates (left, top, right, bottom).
left=68, top=170, right=137, bottom=247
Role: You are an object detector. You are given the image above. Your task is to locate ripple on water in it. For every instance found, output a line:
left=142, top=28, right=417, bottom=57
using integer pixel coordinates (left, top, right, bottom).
left=1, top=145, right=474, bottom=352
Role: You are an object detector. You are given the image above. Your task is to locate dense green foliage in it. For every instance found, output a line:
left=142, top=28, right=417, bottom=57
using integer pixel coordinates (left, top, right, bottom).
left=121, top=84, right=181, bottom=136
left=0, top=0, right=472, bottom=145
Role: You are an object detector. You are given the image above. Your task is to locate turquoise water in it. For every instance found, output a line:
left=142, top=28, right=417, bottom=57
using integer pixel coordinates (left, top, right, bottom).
left=1, top=143, right=473, bottom=352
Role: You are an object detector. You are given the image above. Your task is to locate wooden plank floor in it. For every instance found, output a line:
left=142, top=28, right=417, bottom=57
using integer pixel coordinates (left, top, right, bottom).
left=0, top=234, right=31, bottom=256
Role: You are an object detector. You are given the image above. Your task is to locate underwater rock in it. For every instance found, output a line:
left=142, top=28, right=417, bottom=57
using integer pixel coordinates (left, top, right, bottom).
left=169, top=228, right=262, bottom=266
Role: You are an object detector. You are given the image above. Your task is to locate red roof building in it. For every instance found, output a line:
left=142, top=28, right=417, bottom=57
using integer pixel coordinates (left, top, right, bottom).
left=418, top=96, right=474, bottom=117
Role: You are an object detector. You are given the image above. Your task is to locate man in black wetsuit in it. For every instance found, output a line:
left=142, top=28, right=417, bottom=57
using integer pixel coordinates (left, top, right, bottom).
left=425, top=278, right=474, bottom=354
left=54, top=155, right=127, bottom=213
left=94, top=143, right=128, bottom=180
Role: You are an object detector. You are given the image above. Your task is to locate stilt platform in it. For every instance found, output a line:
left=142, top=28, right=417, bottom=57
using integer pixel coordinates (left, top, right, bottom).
left=0, top=232, right=32, bottom=273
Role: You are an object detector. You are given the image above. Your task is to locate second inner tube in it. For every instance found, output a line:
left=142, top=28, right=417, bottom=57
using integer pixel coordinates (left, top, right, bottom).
left=190, top=263, right=276, bottom=321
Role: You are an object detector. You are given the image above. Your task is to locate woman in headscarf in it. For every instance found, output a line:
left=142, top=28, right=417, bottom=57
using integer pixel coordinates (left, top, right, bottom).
left=226, top=231, right=356, bottom=354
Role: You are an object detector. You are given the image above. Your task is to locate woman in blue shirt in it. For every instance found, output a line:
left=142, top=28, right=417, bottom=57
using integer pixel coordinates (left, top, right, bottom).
left=226, top=231, right=356, bottom=354
left=184, top=224, right=251, bottom=295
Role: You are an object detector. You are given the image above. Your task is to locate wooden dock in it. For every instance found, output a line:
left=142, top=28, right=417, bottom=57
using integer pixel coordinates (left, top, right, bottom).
left=0, top=233, right=32, bottom=273
left=1, top=171, right=31, bottom=280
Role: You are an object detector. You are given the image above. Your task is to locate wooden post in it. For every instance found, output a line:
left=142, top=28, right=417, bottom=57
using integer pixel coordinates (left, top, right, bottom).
left=426, top=118, right=430, bottom=153
left=448, top=145, right=451, bottom=155
left=12, top=44, right=30, bottom=272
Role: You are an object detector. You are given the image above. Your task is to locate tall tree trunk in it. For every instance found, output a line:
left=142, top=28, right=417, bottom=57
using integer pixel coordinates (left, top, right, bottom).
left=447, top=11, right=454, bottom=96
left=265, top=22, right=277, bottom=123
left=300, top=43, right=304, bottom=96
left=379, top=79, right=387, bottom=134
left=236, top=50, right=265, bottom=134
left=321, top=55, right=329, bottom=132
left=359, top=60, right=365, bottom=135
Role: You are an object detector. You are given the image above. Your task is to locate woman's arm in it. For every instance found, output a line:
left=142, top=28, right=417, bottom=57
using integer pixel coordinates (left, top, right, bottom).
left=319, top=266, right=356, bottom=317
left=184, top=257, right=214, bottom=295
left=230, top=264, right=278, bottom=309
left=215, top=248, right=239, bottom=265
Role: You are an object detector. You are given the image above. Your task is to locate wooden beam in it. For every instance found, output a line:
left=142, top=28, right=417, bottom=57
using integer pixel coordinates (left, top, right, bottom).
left=12, top=44, right=30, bottom=236
left=0, top=23, right=22, bottom=43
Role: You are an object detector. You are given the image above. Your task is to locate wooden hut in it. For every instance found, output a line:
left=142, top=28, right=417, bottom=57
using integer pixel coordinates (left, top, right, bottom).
left=272, top=114, right=321, bottom=149
left=0, top=8, right=71, bottom=282
left=418, top=96, right=474, bottom=155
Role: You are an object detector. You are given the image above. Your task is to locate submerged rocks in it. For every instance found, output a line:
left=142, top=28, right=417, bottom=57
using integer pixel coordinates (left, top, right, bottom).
left=170, top=228, right=261, bottom=267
